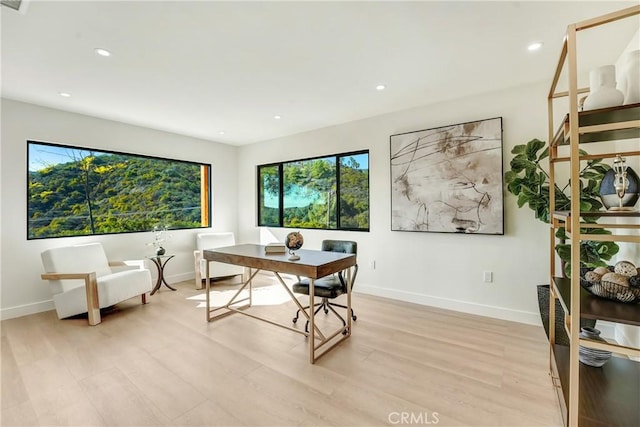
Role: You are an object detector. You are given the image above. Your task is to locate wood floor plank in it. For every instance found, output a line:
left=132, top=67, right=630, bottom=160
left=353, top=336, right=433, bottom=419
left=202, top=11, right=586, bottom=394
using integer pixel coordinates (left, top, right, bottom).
left=79, top=367, right=169, bottom=426
left=0, top=277, right=562, bottom=426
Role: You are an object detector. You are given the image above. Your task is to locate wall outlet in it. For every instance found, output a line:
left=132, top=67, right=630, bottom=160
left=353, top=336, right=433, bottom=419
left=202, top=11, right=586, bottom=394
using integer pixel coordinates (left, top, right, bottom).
left=483, top=271, right=493, bottom=283
left=370, top=260, right=376, bottom=270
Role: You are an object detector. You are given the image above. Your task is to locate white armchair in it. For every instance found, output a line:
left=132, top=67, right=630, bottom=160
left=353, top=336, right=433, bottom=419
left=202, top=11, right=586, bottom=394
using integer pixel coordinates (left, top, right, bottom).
left=41, top=242, right=152, bottom=325
left=194, top=232, right=244, bottom=289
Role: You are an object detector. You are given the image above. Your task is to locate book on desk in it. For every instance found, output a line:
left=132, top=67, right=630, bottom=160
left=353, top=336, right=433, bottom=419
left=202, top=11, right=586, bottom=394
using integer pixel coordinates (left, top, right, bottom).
left=264, top=243, right=286, bottom=254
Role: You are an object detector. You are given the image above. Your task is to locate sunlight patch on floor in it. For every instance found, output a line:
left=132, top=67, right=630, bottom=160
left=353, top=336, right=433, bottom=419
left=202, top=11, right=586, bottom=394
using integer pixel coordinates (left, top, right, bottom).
left=187, top=284, right=302, bottom=308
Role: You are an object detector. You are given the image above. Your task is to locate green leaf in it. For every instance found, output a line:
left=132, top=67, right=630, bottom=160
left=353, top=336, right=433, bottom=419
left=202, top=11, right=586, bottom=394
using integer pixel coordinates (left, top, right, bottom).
left=581, top=171, right=602, bottom=180
left=556, top=244, right=571, bottom=262
left=517, top=192, right=530, bottom=208
left=510, top=156, right=536, bottom=173
left=556, top=227, right=568, bottom=240
left=526, top=139, right=546, bottom=161
left=538, top=171, right=546, bottom=186
left=504, top=170, right=517, bottom=184
left=511, top=144, right=526, bottom=155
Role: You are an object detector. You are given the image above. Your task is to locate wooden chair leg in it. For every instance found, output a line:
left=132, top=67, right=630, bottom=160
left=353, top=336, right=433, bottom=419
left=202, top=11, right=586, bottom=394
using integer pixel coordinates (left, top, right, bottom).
left=141, top=293, right=147, bottom=304
left=84, top=273, right=101, bottom=326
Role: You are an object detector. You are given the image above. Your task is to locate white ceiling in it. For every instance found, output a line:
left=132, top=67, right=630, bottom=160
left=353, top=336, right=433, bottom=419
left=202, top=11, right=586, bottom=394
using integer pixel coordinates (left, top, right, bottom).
left=2, top=1, right=638, bottom=145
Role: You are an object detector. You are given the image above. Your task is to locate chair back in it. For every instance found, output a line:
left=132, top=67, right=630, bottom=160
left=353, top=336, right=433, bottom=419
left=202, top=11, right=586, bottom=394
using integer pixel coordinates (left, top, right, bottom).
left=321, top=240, right=358, bottom=290
left=196, top=232, right=236, bottom=251
left=41, top=243, right=112, bottom=294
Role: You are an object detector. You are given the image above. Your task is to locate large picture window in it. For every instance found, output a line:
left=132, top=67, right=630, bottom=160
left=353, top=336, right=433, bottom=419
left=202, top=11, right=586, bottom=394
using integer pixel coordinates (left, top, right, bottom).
left=257, top=150, right=369, bottom=231
left=27, top=140, right=211, bottom=239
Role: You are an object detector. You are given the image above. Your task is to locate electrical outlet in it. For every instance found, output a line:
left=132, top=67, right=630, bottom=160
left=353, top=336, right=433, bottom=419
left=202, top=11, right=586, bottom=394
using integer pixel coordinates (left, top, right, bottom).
left=483, top=271, right=493, bottom=283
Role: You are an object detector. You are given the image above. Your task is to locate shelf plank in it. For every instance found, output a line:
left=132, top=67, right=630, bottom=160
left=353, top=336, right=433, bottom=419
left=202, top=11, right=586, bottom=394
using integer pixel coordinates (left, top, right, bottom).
left=551, top=103, right=640, bottom=147
left=553, top=277, right=640, bottom=326
left=553, top=344, right=640, bottom=427
left=553, top=211, right=640, bottom=219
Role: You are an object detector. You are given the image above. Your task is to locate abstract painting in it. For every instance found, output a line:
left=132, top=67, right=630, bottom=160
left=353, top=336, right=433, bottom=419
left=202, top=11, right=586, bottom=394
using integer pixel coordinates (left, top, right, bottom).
left=390, top=117, right=503, bottom=234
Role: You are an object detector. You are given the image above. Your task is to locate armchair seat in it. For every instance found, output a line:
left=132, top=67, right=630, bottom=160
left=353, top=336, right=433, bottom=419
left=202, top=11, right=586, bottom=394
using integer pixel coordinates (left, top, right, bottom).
left=41, top=243, right=152, bottom=325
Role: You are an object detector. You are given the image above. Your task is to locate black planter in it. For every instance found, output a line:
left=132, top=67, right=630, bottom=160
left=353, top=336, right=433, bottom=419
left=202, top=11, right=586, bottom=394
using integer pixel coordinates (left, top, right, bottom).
left=537, top=284, right=596, bottom=346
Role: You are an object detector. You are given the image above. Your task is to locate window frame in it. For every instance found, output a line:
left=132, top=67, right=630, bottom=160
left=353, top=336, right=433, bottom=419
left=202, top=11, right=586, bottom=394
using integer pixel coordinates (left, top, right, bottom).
left=27, top=139, right=211, bottom=240
left=256, top=149, right=370, bottom=232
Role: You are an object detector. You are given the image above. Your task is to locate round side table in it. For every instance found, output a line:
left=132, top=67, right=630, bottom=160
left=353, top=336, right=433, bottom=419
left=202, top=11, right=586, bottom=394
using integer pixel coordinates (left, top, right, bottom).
left=147, top=254, right=176, bottom=295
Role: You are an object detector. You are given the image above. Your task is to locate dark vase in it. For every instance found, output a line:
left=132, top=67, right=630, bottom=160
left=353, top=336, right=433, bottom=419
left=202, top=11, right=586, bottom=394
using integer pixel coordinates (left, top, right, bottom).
left=578, top=327, right=612, bottom=367
left=599, top=165, right=639, bottom=210
left=536, top=285, right=596, bottom=346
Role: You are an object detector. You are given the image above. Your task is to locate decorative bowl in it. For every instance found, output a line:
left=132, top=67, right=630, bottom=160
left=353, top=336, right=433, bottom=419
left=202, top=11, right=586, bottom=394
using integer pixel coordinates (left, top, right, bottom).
left=580, top=266, right=640, bottom=304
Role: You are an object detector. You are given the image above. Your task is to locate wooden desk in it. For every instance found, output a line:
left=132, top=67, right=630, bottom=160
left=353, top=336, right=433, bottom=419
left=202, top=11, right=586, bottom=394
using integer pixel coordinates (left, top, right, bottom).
left=204, top=244, right=356, bottom=364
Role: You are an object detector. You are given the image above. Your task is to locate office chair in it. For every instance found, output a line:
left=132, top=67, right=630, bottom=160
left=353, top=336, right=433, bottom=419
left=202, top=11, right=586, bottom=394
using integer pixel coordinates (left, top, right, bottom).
left=292, top=240, right=358, bottom=333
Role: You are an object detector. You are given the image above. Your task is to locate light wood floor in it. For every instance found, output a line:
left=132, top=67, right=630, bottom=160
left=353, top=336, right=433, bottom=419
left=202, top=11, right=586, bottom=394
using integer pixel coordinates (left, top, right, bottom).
left=1, top=275, right=563, bottom=427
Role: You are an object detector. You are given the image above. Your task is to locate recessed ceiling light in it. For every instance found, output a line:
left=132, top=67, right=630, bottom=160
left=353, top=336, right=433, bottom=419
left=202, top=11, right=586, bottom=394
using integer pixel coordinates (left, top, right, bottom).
left=376, top=84, right=386, bottom=91
left=218, top=131, right=225, bottom=135
left=527, top=42, right=543, bottom=51
left=274, top=115, right=281, bottom=120
left=94, top=48, right=112, bottom=57
left=59, top=92, right=71, bottom=97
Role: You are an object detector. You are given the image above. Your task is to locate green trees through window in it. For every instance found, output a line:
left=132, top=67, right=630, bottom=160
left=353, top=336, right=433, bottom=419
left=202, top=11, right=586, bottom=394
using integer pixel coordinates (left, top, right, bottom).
left=27, top=141, right=211, bottom=239
left=258, top=151, right=369, bottom=231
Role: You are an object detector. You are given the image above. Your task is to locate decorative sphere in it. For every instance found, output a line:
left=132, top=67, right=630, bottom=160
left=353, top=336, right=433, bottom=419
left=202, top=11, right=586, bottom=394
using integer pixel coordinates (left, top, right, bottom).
left=598, top=166, right=639, bottom=209
left=285, top=231, right=304, bottom=251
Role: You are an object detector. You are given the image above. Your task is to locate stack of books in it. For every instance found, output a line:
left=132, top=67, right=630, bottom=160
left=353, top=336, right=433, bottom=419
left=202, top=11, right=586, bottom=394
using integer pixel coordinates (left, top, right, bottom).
left=264, top=242, right=286, bottom=254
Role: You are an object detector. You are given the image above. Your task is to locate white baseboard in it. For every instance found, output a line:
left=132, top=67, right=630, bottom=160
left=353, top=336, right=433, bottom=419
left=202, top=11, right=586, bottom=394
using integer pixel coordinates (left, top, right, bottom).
left=1, top=299, right=55, bottom=321
left=355, top=284, right=541, bottom=326
left=165, top=271, right=195, bottom=284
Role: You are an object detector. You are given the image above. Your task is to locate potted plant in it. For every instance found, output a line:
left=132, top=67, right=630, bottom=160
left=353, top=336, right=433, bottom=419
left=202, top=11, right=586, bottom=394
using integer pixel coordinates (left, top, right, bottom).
left=505, top=138, right=619, bottom=275
left=505, top=138, right=619, bottom=342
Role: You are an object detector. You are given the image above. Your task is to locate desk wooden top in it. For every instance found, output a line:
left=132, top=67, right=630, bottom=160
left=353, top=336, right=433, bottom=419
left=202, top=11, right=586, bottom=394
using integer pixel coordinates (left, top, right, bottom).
left=203, top=244, right=356, bottom=279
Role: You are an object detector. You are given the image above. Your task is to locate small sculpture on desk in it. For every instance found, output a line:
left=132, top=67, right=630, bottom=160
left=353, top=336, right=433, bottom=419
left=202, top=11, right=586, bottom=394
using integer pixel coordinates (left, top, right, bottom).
left=285, top=231, right=303, bottom=261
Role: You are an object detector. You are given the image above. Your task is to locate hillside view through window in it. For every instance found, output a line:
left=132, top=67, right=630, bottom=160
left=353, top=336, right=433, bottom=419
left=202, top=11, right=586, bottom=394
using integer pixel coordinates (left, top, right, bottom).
left=258, top=151, right=369, bottom=231
left=27, top=141, right=210, bottom=239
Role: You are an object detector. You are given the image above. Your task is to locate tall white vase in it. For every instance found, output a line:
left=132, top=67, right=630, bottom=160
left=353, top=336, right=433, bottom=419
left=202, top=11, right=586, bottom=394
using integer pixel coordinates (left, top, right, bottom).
left=618, top=50, right=640, bottom=105
left=583, top=65, right=624, bottom=111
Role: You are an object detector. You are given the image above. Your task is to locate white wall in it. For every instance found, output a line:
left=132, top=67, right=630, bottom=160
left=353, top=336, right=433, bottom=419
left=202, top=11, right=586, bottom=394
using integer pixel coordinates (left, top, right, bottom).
left=238, top=80, right=552, bottom=325
left=0, top=99, right=238, bottom=319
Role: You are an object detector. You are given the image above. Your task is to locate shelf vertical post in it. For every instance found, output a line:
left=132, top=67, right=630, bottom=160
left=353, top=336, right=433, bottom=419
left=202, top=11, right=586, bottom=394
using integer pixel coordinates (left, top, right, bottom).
left=566, top=23, right=582, bottom=427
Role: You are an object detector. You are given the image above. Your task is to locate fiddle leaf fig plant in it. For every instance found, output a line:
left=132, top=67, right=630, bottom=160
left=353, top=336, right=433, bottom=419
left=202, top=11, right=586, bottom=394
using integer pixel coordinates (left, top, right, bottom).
left=505, top=138, right=618, bottom=276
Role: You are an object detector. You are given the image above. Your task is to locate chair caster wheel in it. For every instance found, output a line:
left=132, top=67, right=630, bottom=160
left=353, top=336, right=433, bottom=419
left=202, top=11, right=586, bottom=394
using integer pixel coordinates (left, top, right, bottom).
left=324, top=309, right=329, bottom=314
left=352, top=315, right=357, bottom=321
left=292, top=318, right=297, bottom=323
left=342, top=329, right=349, bottom=336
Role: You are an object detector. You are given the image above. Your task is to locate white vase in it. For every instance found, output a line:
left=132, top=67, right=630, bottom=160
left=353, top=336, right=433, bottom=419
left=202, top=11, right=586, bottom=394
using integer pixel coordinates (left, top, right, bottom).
left=583, top=65, right=624, bottom=111
left=618, top=50, right=640, bottom=105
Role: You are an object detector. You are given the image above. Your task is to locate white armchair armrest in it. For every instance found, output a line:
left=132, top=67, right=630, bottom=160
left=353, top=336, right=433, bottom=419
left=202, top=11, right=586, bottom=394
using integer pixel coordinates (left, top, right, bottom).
left=109, top=259, right=145, bottom=272
left=42, top=272, right=101, bottom=325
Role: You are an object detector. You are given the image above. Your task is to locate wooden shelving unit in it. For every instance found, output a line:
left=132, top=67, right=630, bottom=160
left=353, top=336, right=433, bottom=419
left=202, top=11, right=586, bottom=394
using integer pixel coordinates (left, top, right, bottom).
left=546, top=6, right=640, bottom=426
